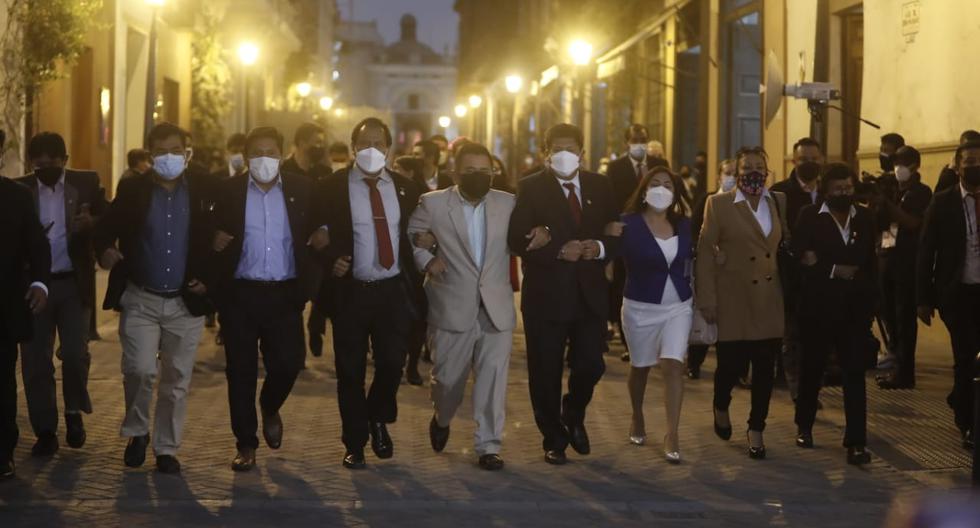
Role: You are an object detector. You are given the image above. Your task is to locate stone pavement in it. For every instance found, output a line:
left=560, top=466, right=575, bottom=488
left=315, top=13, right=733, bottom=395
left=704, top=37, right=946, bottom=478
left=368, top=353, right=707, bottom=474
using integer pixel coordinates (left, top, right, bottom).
left=0, top=273, right=975, bottom=527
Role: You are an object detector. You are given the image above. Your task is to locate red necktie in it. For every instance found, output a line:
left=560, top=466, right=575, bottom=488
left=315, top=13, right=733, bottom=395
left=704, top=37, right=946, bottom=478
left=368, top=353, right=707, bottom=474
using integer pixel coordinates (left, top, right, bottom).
left=365, top=178, right=395, bottom=269
left=564, top=182, right=582, bottom=228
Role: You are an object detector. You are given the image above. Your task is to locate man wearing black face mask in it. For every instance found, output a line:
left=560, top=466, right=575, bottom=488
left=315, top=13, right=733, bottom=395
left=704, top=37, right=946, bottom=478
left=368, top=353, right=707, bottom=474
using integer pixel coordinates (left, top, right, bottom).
left=916, top=140, right=980, bottom=450
left=878, top=133, right=906, bottom=174
left=407, top=142, right=516, bottom=471
left=15, top=132, right=106, bottom=458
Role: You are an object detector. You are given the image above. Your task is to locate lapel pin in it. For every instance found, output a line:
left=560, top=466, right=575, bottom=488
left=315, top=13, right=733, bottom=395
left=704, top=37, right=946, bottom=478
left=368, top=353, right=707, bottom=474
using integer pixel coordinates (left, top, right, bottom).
left=289, top=196, right=295, bottom=202
left=399, top=188, right=406, bottom=196
left=586, top=199, right=592, bottom=205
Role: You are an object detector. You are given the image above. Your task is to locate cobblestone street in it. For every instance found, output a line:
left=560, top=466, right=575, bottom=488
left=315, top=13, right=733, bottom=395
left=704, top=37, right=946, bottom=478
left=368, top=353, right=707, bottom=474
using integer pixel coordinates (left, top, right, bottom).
left=0, top=275, right=974, bottom=527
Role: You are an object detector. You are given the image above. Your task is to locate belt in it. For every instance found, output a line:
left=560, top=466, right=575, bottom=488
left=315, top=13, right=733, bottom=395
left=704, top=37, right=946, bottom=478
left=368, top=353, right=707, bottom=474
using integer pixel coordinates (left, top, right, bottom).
left=50, top=271, right=76, bottom=281
left=351, top=274, right=402, bottom=288
left=236, top=279, right=296, bottom=288
left=135, top=284, right=182, bottom=299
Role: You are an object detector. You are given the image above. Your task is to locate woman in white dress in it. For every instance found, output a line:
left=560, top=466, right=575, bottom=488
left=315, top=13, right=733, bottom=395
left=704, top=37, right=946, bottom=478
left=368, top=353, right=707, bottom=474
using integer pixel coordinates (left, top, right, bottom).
left=618, top=166, right=694, bottom=463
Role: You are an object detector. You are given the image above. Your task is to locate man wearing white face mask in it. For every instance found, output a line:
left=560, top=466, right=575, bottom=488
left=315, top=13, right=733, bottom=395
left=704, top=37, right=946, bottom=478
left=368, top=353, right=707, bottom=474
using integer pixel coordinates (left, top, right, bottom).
left=508, top=123, right=621, bottom=465
left=94, top=122, right=214, bottom=474
left=210, top=126, right=319, bottom=472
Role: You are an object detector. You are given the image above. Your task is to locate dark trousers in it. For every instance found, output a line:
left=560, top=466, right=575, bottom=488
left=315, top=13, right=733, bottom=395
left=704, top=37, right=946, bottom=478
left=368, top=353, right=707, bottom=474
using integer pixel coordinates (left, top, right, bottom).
left=523, top=308, right=607, bottom=452
left=332, top=277, right=411, bottom=451
left=608, top=259, right=626, bottom=328
left=939, top=284, right=980, bottom=432
left=688, top=344, right=709, bottom=372
left=880, top=274, right=919, bottom=384
left=795, top=320, right=870, bottom=447
left=221, top=281, right=305, bottom=450
left=714, top=339, right=779, bottom=432
left=20, top=277, right=92, bottom=436
left=0, top=339, right=18, bottom=463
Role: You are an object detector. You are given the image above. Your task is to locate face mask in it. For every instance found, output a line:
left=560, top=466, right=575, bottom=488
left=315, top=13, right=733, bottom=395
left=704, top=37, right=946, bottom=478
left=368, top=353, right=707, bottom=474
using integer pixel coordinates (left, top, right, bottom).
left=228, top=153, right=246, bottom=173
left=894, top=165, right=912, bottom=183
left=355, top=147, right=387, bottom=175
left=249, top=156, right=280, bottom=184
left=962, top=165, right=980, bottom=187
left=306, top=146, right=326, bottom=163
left=331, top=161, right=348, bottom=172
left=628, top=143, right=646, bottom=160
left=35, top=166, right=63, bottom=187
left=459, top=171, right=492, bottom=200
left=826, top=194, right=853, bottom=212
left=720, top=174, right=736, bottom=192
left=738, top=170, right=767, bottom=196
left=550, top=151, right=580, bottom=177
left=644, top=186, right=674, bottom=212
left=879, top=153, right=894, bottom=172
left=796, top=161, right=821, bottom=183
left=438, top=150, right=449, bottom=166
left=153, top=153, right=186, bottom=181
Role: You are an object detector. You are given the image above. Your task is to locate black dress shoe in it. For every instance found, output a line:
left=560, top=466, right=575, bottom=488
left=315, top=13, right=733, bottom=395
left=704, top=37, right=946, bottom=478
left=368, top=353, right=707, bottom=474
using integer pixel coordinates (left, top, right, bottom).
left=369, top=422, right=393, bottom=459
left=877, top=377, right=915, bottom=390
left=32, top=432, right=59, bottom=457
left=0, top=458, right=13, bottom=480
left=564, top=423, right=590, bottom=455
left=544, top=450, right=567, bottom=465
left=343, top=450, right=366, bottom=469
left=479, top=454, right=504, bottom=471
left=962, top=429, right=975, bottom=450
left=65, top=413, right=86, bottom=449
left=231, top=448, right=256, bottom=472
left=124, top=435, right=150, bottom=467
left=846, top=446, right=872, bottom=465
left=262, top=410, right=283, bottom=450
left=686, top=368, right=700, bottom=380
left=429, top=416, right=450, bottom=452
left=747, top=431, right=766, bottom=460
left=156, top=455, right=181, bottom=474
left=796, top=431, right=814, bottom=449
left=406, top=369, right=423, bottom=386
left=713, top=408, right=732, bottom=441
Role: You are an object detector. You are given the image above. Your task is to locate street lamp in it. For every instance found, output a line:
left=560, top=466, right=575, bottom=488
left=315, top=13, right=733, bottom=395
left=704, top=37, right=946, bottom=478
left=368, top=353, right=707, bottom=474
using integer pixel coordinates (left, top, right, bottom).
left=468, top=94, right=482, bottom=108
left=568, top=39, right=594, bottom=66
left=319, top=96, right=333, bottom=111
left=454, top=104, right=467, bottom=118
left=296, top=82, right=312, bottom=98
left=238, top=42, right=259, bottom=130
left=505, top=75, right=523, bottom=94
left=438, top=115, right=451, bottom=128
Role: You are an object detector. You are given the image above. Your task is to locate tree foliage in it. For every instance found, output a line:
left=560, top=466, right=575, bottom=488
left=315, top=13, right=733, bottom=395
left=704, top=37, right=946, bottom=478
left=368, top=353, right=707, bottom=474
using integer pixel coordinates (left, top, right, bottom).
left=190, top=6, right=232, bottom=150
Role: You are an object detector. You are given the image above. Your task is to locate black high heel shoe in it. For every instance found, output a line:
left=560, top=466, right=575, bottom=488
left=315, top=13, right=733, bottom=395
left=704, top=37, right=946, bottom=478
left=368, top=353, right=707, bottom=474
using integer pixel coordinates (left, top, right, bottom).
left=795, top=430, right=813, bottom=449
left=846, top=446, right=871, bottom=465
left=747, top=430, right=766, bottom=460
left=713, top=408, right=732, bottom=441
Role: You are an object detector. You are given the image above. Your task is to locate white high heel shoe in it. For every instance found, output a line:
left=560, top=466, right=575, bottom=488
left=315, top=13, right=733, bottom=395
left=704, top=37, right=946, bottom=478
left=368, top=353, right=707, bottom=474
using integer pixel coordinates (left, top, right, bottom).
left=664, top=435, right=681, bottom=464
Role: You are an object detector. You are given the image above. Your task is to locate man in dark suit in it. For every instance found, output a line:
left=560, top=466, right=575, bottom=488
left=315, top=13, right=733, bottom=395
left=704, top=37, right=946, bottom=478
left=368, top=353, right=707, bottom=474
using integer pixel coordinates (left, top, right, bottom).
left=94, top=122, right=214, bottom=473
left=316, top=117, right=422, bottom=469
left=934, top=130, right=980, bottom=193
left=507, top=123, right=620, bottom=465
left=0, top=127, right=50, bottom=479
left=16, top=132, right=106, bottom=457
left=916, top=140, right=980, bottom=450
left=412, top=139, right=452, bottom=192
left=211, top=127, right=319, bottom=471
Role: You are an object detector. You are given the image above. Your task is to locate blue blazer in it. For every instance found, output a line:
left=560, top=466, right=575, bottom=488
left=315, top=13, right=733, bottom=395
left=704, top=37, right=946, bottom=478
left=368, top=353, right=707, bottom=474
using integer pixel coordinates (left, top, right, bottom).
left=620, top=213, right=693, bottom=304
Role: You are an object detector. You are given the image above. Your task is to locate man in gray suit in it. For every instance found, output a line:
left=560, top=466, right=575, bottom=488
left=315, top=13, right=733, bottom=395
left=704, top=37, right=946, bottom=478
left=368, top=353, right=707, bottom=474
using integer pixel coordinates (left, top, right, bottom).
left=409, top=142, right=516, bottom=471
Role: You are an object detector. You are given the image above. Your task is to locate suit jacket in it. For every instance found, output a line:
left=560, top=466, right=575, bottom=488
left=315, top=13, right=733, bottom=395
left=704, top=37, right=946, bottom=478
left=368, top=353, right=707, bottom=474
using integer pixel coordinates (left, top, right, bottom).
left=607, top=155, right=646, bottom=214
left=16, top=169, right=106, bottom=308
left=409, top=188, right=516, bottom=333
left=934, top=166, right=958, bottom=194
left=210, top=171, right=318, bottom=310
left=695, top=190, right=788, bottom=341
left=93, top=171, right=214, bottom=316
left=793, top=203, right=877, bottom=330
left=916, top=185, right=971, bottom=310
left=770, top=171, right=818, bottom=229
left=507, top=169, right=620, bottom=322
left=314, top=168, right=423, bottom=317
left=0, top=177, right=51, bottom=343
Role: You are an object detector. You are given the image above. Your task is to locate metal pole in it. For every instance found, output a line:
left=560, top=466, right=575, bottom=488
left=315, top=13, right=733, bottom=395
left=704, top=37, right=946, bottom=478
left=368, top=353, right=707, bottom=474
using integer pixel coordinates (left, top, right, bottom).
left=973, top=351, right=979, bottom=486
left=143, top=9, right=158, bottom=137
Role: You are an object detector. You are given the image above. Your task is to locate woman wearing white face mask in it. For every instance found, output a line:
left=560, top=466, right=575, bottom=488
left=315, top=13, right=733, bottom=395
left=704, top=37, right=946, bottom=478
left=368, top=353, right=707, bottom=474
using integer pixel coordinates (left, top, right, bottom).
left=619, top=167, right=694, bottom=463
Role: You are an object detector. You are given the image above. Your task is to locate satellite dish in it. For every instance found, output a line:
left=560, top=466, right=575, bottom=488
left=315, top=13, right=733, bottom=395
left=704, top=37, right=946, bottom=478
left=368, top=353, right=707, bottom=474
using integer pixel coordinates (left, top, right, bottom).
left=762, top=49, right=841, bottom=127
left=763, top=49, right=784, bottom=127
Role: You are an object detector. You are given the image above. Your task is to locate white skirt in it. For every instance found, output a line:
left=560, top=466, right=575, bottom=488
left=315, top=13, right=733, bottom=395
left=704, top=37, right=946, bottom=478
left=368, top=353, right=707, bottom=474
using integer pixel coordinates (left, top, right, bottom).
left=621, top=297, right=694, bottom=368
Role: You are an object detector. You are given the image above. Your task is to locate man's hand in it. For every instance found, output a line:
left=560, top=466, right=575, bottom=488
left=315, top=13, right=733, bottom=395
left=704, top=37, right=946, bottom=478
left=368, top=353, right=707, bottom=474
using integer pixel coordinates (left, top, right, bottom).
left=25, top=285, right=47, bottom=315
left=801, top=250, right=817, bottom=267
left=832, top=264, right=858, bottom=280
left=99, top=247, right=123, bottom=270
left=558, top=240, right=583, bottom=262
left=73, top=203, right=95, bottom=232
left=525, top=226, right=551, bottom=251
left=604, top=221, right=626, bottom=237
left=186, top=279, right=207, bottom=295
left=580, top=240, right=602, bottom=260
left=332, top=255, right=352, bottom=277
left=916, top=305, right=933, bottom=326
left=413, top=231, right=438, bottom=251
left=700, top=306, right=717, bottom=325
left=309, top=228, right=330, bottom=251
left=213, top=230, right=234, bottom=252
left=424, top=255, right=447, bottom=276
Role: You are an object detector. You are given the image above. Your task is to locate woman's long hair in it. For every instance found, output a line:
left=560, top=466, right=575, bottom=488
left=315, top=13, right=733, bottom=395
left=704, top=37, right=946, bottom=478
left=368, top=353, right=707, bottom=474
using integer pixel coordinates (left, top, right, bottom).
left=623, top=165, right=688, bottom=228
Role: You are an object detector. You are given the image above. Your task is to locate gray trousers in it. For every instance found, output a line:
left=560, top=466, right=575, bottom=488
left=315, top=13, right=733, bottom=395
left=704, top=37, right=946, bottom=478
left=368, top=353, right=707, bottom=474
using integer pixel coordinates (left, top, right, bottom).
left=429, top=308, right=512, bottom=455
left=20, top=277, right=92, bottom=436
left=118, top=286, right=204, bottom=456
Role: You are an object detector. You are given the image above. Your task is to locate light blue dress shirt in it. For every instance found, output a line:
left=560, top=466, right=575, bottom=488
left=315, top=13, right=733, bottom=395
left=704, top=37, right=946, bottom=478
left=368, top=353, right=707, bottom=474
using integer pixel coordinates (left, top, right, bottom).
left=459, top=189, right=487, bottom=269
left=234, top=179, right=296, bottom=281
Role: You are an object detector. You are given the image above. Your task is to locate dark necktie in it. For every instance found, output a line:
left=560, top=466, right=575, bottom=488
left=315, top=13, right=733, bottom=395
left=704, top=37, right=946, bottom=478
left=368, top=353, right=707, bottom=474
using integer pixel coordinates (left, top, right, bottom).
left=564, top=182, right=582, bottom=228
left=365, top=178, right=395, bottom=269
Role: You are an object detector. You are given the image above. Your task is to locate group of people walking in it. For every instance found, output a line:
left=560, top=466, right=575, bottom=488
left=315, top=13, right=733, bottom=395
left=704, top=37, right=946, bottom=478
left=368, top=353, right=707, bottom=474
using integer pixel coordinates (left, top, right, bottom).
left=1, top=116, right=976, bottom=481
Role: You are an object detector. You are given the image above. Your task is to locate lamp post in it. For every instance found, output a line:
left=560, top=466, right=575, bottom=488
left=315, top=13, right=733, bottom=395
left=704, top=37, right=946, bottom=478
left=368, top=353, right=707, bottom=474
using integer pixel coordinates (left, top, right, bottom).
left=143, top=0, right=165, bottom=137
left=238, top=42, right=259, bottom=131
left=568, top=39, right=594, bottom=167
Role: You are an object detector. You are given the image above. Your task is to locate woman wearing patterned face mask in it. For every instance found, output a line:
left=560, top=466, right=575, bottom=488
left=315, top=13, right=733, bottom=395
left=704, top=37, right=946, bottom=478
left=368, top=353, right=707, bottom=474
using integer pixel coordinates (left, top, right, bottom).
left=695, top=147, right=790, bottom=460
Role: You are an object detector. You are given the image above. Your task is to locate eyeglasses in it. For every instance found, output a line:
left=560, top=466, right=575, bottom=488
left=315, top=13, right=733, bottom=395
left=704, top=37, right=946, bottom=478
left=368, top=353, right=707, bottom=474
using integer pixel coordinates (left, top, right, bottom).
left=457, top=168, right=499, bottom=177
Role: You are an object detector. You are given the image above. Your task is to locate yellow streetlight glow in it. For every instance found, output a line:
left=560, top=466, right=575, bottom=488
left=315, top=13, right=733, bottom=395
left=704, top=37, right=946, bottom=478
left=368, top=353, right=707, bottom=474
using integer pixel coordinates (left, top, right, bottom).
left=238, top=42, right=259, bottom=66
left=569, top=39, right=593, bottom=66
left=505, top=75, right=522, bottom=94
left=296, top=82, right=312, bottom=97
left=438, top=115, right=451, bottom=128
left=319, top=96, right=334, bottom=110
left=334, top=108, right=345, bottom=117
left=454, top=104, right=467, bottom=118
left=468, top=94, right=482, bottom=108
left=145, top=0, right=165, bottom=6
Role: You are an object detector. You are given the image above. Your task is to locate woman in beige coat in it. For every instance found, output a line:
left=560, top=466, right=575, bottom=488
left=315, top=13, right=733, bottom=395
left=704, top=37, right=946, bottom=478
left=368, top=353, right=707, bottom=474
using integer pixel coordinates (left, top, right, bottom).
left=695, top=147, right=788, bottom=460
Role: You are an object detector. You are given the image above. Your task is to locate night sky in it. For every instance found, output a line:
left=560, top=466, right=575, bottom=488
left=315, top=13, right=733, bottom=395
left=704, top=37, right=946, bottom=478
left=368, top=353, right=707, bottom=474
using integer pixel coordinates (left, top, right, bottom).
left=338, top=0, right=459, bottom=56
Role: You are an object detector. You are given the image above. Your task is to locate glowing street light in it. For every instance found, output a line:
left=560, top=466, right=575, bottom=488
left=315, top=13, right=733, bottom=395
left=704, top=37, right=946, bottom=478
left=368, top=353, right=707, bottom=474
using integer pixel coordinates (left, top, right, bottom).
left=145, top=0, right=165, bottom=6
left=296, top=82, right=312, bottom=97
left=569, top=39, right=594, bottom=66
left=319, top=96, right=334, bottom=110
left=505, top=75, right=523, bottom=94
left=438, top=115, right=451, bottom=128
left=238, top=42, right=259, bottom=66
left=468, top=94, right=483, bottom=108
left=454, top=104, right=468, bottom=118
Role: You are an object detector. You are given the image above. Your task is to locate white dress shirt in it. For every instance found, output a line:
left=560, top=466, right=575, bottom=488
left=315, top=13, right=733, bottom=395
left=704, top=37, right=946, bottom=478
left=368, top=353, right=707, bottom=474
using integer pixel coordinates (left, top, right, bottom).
left=630, top=155, right=645, bottom=178
left=734, top=187, right=772, bottom=237
left=819, top=202, right=857, bottom=278
left=37, top=175, right=73, bottom=273
left=350, top=167, right=402, bottom=281
left=555, top=173, right=606, bottom=259
left=459, top=188, right=487, bottom=269
left=960, top=184, right=980, bottom=284
left=425, top=169, right=440, bottom=191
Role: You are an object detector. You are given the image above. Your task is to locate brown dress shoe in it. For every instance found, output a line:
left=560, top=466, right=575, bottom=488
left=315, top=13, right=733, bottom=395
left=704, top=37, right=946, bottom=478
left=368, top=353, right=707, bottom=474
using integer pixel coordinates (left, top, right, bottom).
left=232, top=447, right=257, bottom=472
left=262, top=411, right=283, bottom=450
